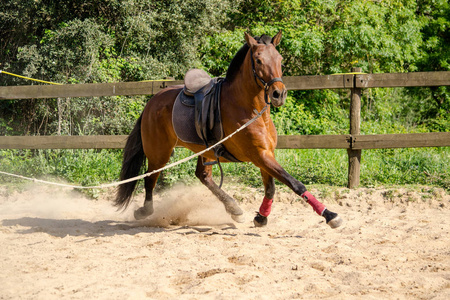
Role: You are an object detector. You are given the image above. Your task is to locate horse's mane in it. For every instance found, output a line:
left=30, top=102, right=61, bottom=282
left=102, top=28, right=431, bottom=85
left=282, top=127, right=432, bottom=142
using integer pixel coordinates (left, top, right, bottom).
left=225, top=34, right=273, bottom=82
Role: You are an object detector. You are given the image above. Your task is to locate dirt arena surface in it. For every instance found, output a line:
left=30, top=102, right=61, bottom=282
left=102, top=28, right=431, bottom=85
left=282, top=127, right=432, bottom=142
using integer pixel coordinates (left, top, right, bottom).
left=0, top=183, right=449, bottom=299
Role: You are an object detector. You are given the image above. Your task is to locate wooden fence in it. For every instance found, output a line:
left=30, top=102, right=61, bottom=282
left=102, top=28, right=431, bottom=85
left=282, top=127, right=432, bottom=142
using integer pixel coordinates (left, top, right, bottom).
left=1, top=71, right=450, bottom=188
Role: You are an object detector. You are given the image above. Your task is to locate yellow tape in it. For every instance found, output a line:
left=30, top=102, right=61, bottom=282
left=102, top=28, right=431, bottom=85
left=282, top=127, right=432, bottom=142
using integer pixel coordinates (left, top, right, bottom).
left=0, top=70, right=62, bottom=85
left=2, top=69, right=366, bottom=85
left=331, top=72, right=367, bottom=75
left=139, top=79, right=175, bottom=82
left=1, top=70, right=176, bottom=85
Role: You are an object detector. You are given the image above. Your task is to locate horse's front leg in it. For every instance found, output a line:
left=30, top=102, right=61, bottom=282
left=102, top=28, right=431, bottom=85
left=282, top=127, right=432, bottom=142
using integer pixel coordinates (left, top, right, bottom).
left=254, top=150, right=343, bottom=228
left=195, top=156, right=245, bottom=223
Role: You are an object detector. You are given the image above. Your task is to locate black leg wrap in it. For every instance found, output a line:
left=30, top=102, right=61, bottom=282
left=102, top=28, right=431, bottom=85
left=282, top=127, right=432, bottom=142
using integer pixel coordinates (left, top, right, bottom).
left=253, top=212, right=268, bottom=227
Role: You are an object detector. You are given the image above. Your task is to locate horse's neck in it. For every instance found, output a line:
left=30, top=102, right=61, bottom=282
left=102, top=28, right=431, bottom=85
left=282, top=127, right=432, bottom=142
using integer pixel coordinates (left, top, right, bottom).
left=223, top=67, right=267, bottom=114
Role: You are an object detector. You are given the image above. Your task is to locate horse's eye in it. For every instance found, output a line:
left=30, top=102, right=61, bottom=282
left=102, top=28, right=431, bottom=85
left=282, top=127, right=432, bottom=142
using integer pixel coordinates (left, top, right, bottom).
left=256, top=59, right=262, bottom=65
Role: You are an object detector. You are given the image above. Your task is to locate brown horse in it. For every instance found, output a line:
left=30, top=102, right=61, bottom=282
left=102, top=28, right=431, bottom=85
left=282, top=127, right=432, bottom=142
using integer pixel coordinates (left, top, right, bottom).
left=115, top=31, right=342, bottom=229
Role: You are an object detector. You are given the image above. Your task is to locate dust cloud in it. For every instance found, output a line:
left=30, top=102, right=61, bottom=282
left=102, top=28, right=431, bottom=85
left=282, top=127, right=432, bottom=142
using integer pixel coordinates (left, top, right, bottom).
left=0, top=182, right=236, bottom=227
left=139, top=183, right=235, bottom=227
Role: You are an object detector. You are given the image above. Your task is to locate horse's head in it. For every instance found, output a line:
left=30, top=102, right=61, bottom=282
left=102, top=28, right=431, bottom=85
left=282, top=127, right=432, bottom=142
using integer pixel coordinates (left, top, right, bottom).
left=245, top=31, right=287, bottom=107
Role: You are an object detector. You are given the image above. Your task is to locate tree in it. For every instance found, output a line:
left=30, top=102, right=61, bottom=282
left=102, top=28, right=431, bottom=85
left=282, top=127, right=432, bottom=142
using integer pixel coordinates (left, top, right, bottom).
left=0, top=0, right=239, bottom=136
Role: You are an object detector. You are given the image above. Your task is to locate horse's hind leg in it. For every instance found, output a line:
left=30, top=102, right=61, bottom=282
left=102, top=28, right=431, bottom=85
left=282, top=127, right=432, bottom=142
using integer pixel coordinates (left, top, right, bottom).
left=134, top=149, right=173, bottom=220
left=195, top=156, right=244, bottom=223
left=134, top=171, right=159, bottom=220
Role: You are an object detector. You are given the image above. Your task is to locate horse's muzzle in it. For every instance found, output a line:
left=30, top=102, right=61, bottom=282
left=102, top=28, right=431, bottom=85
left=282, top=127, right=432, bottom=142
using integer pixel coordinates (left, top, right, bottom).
left=270, top=85, right=287, bottom=107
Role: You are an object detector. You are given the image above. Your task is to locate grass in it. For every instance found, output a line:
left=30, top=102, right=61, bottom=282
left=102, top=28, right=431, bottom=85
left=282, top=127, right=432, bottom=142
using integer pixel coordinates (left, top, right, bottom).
left=163, top=146, right=450, bottom=191
left=0, top=149, right=123, bottom=198
left=360, top=147, right=450, bottom=189
left=1, top=146, right=449, bottom=197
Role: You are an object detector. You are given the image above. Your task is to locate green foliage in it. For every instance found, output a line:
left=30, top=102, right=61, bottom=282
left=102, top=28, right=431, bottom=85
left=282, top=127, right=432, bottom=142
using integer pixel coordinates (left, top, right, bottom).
left=199, top=29, right=247, bottom=77
left=416, top=0, right=450, bottom=71
left=221, top=0, right=426, bottom=75
left=1, top=0, right=240, bottom=137
left=110, top=0, right=238, bottom=81
left=17, top=18, right=113, bottom=83
left=272, top=93, right=348, bottom=135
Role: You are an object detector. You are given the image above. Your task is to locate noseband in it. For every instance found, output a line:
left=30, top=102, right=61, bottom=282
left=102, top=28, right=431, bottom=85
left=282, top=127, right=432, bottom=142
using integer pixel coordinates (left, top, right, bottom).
left=250, top=49, right=284, bottom=105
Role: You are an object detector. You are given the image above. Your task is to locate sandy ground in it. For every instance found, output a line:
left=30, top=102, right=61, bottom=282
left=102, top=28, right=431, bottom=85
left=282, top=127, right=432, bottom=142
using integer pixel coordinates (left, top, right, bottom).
left=0, top=182, right=449, bottom=299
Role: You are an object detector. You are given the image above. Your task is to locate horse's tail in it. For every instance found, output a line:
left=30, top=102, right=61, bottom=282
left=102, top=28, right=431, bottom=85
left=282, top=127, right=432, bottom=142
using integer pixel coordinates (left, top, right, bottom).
left=115, top=114, right=146, bottom=209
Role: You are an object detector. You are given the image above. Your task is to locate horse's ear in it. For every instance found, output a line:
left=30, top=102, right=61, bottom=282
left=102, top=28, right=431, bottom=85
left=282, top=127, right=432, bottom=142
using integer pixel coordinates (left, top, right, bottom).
left=271, top=30, right=282, bottom=47
left=245, top=32, right=257, bottom=47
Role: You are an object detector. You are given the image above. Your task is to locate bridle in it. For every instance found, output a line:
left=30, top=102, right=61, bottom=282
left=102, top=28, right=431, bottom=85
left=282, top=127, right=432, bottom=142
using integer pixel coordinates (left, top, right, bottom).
left=250, top=49, right=284, bottom=105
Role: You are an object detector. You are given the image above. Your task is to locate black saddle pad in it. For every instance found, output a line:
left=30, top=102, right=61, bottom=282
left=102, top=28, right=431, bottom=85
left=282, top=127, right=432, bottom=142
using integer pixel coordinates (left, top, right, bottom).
left=172, top=82, right=223, bottom=146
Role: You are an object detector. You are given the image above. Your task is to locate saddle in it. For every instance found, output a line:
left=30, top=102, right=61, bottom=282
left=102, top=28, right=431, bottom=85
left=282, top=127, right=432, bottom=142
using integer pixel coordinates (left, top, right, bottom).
left=172, top=69, right=240, bottom=163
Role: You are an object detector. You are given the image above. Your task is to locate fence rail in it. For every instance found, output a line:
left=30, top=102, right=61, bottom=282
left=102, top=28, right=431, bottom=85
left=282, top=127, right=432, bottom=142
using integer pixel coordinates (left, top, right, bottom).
left=2, top=132, right=449, bottom=150
left=1, top=71, right=450, bottom=188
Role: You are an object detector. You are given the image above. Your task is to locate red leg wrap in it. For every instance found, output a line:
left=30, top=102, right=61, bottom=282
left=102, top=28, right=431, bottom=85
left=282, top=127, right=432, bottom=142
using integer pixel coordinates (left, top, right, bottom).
left=259, top=196, right=273, bottom=217
left=301, top=191, right=326, bottom=216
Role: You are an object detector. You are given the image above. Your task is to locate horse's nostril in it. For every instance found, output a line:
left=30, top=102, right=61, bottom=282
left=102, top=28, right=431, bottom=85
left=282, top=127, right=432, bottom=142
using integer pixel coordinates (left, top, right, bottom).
left=273, top=90, right=280, bottom=99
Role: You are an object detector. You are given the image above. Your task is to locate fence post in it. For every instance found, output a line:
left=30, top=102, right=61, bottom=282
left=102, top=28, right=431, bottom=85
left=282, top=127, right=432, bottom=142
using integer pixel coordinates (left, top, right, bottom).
left=347, top=67, right=362, bottom=188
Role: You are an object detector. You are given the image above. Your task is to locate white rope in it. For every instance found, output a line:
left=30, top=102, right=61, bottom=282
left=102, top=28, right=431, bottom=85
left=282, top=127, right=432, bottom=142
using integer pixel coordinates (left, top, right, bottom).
left=0, top=106, right=268, bottom=189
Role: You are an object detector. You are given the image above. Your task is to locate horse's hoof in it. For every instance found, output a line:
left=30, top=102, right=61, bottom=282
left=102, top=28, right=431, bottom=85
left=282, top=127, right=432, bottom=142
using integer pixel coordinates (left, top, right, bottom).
left=226, top=205, right=244, bottom=217
left=327, top=215, right=343, bottom=229
left=253, top=213, right=268, bottom=227
left=322, top=209, right=343, bottom=229
left=134, top=206, right=154, bottom=220
left=231, top=213, right=245, bottom=223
